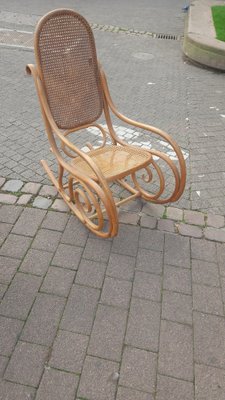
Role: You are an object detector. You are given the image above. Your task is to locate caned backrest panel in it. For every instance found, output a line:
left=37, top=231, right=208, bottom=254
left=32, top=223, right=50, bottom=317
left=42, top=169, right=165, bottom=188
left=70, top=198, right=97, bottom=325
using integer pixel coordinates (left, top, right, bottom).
left=34, top=9, right=103, bottom=130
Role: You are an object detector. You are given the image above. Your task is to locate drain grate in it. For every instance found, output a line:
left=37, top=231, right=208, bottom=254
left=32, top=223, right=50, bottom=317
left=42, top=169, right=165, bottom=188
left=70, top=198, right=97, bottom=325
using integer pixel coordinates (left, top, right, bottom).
left=0, top=25, right=183, bottom=50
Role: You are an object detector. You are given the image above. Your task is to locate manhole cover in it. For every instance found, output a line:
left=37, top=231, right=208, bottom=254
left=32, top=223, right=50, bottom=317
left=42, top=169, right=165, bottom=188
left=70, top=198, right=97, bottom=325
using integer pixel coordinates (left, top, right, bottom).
left=132, top=52, right=155, bottom=60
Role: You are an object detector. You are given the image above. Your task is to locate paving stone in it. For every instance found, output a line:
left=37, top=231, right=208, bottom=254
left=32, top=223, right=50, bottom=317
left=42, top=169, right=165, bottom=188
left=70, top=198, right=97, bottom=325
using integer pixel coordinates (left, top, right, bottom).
left=163, top=265, right=191, bottom=295
left=193, top=283, right=224, bottom=315
left=118, top=210, right=139, bottom=225
left=0, top=256, right=20, bottom=284
left=51, top=199, right=70, bottom=212
left=162, top=290, right=192, bottom=325
left=139, top=229, right=164, bottom=252
left=101, top=277, right=132, bottom=308
left=75, top=258, right=106, bottom=288
left=193, top=311, right=225, bottom=369
left=117, top=387, right=154, bottom=400
left=41, top=266, right=75, bottom=297
left=164, top=233, right=190, bottom=268
left=195, top=364, right=225, bottom=400
left=191, top=238, right=217, bottom=262
left=33, top=196, right=52, bottom=209
left=61, top=216, right=88, bottom=247
left=136, top=248, right=163, bottom=275
left=106, top=253, right=135, bottom=281
left=32, top=229, right=61, bottom=252
left=0, top=205, right=22, bottom=224
left=83, top=237, right=111, bottom=263
left=12, top=208, right=46, bottom=237
left=0, top=355, right=8, bottom=377
left=157, top=219, right=175, bottom=233
left=142, top=203, right=165, bottom=218
left=192, top=259, right=220, bottom=287
left=52, top=243, right=83, bottom=270
left=19, top=248, right=53, bottom=276
left=49, top=330, right=88, bottom=373
left=0, top=273, right=41, bottom=320
left=158, top=320, right=193, bottom=381
left=133, top=271, right=162, bottom=302
left=41, top=211, right=69, bottom=231
left=21, top=293, right=65, bottom=346
left=178, top=223, right=203, bottom=238
left=60, top=284, right=99, bottom=334
left=0, top=223, right=12, bottom=246
left=88, top=304, right=127, bottom=361
left=21, top=182, right=41, bottom=194
left=0, top=284, right=7, bottom=300
left=184, top=210, right=205, bottom=226
left=125, top=297, right=160, bottom=352
left=140, top=215, right=157, bottom=229
left=4, top=341, right=48, bottom=387
left=78, top=356, right=119, bottom=400
left=207, top=213, right=225, bottom=228
left=0, top=234, right=32, bottom=259
left=39, top=184, right=58, bottom=197
left=166, top=207, right=183, bottom=221
left=0, top=316, right=23, bottom=356
left=204, top=227, right=225, bottom=242
left=156, top=375, right=194, bottom=400
left=35, top=368, right=79, bottom=400
left=0, top=381, right=36, bottom=400
left=0, top=193, right=17, bottom=204
left=112, top=224, right=140, bottom=256
left=0, top=177, right=6, bottom=188
left=2, top=179, right=23, bottom=192
left=17, top=194, right=32, bottom=205
left=217, top=243, right=225, bottom=276
left=119, top=346, right=157, bottom=393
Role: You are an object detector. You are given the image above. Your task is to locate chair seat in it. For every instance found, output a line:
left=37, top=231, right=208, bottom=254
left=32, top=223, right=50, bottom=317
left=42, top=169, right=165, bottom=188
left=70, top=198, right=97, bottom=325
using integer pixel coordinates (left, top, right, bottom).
left=71, top=145, right=152, bottom=181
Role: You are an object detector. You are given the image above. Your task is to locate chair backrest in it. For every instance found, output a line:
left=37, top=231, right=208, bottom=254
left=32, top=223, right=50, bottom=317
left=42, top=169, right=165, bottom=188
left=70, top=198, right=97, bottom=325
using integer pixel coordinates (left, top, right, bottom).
left=34, top=9, right=103, bottom=130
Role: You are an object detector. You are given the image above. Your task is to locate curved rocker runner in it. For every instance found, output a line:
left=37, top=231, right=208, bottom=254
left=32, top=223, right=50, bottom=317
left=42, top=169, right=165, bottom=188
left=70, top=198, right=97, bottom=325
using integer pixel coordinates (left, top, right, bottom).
left=26, top=8, right=186, bottom=238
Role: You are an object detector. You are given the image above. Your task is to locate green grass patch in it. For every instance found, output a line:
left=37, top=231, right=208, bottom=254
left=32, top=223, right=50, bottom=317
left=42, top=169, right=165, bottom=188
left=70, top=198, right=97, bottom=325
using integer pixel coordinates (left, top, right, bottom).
left=212, top=6, right=225, bottom=42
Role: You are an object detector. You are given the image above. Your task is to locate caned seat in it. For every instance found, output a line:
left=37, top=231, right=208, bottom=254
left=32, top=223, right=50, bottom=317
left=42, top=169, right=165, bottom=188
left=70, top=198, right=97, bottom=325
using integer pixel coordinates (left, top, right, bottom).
left=26, top=8, right=186, bottom=238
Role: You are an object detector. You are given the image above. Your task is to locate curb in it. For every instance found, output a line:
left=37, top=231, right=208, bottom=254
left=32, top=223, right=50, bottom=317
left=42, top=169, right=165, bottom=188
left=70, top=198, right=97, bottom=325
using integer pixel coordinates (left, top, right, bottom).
left=183, top=0, right=225, bottom=71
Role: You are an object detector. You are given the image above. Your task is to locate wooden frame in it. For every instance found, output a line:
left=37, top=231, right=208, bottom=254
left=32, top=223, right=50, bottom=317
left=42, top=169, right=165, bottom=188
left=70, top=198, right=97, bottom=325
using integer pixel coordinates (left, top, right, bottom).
left=26, top=9, right=186, bottom=238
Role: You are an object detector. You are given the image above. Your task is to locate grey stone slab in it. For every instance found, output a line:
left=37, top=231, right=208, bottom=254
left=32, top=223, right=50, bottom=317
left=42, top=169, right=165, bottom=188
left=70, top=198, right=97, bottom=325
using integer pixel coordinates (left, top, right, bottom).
left=0, top=205, right=22, bottom=224
left=207, top=213, right=225, bottom=228
left=136, top=248, right=163, bottom=275
left=0, top=193, right=17, bottom=204
left=0, top=234, right=32, bottom=259
left=0, top=284, right=7, bottom=300
left=100, top=277, right=132, bottom=308
left=21, top=182, right=41, bottom=194
left=0, top=256, right=20, bottom=284
left=52, top=243, right=83, bottom=270
left=21, top=293, right=65, bottom=346
left=158, top=320, right=193, bottom=381
left=78, top=356, right=119, bottom=400
left=35, top=368, right=79, bottom=400
left=191, top=238, right=217, bottom=262
left=133, top=271, right=162, bottom=302
left=193, top=284, right=224, bottom=316
left=163, top=265, right=192, bottom=295
left=61, top=216, right=88, bottom=247
left=156, top=375, right=194, bottom=400
left=139, top=229, right=164, bottom=252
left=12, top=208, right=46, bottom=236
left=117, top=387, right=154, bottom=400
left=49, top=330, right=88, bottom=373
left=111, top=225, right=140, bottom=256
left=52, top=199, right=70, bottom=212
left=0, top=223, right=12, bottom=246
left=39, top=185, right=58, bottom=197
left=0, top=316, right=23, bottom=356
left=142, top=203, right=165, bottom=218
left=32, top=229, right=61, bottom=252
left=0, top=355, right=8, bottom=377
left=192, top=259, right=220, bottom=287
left=0, top=381, right=36, bottom=400
left=217, top=243, right=225, bottom=276
left=3, top=179, right=23, bottom=192
left=193, top=311, right=225, bottom=369
left=119, top=346, right=157, bottom=393
left=41, top=267, right=75, bottom=297
left=195, top=364, right=225, bottom=400
left=83, top=238, right=111, bottom=263
left=4, top=341, right=48, bottom=387
left=75, top=258, right=106, bottom=288
left=158, top=219, right=175, bottom=233
left=33, top=196, right=52, bottom=209
left=17, top=194, right=32, bottom=205
left=88, top=304, right=127, bottom=361
left=164, top=234, right=190, bottom=268
left=60, top=284, right=100, bottom=334
left=41, top=211, right=69, bottom=231
left=106, top=253, right=135, bottom=281
left=19, top=248, right=53, bottom=276
left=0, top=273, right=41, bottom=320
left=162, top=289, right=192, bottom=325
left=167, top=207, right=183, bottom=221
left=125, top=297, right=160, bottom=352
left=140, top=215, right=157, bottom=229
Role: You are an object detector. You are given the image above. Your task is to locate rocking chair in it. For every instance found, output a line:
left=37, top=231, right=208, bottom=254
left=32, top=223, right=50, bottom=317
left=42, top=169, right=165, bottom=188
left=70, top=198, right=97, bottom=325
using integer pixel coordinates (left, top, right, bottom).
left=26, top=9, right=186, bottom=238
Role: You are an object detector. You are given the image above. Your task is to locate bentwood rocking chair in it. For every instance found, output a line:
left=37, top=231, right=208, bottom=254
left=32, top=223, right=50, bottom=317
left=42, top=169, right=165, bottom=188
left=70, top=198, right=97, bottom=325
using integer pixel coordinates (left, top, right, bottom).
left=27, top=9, right=186, bottom=238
